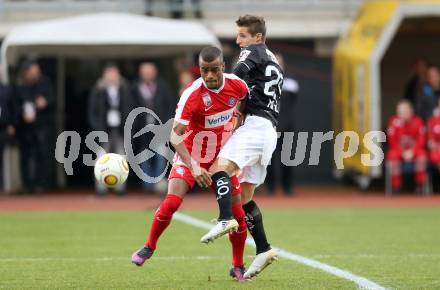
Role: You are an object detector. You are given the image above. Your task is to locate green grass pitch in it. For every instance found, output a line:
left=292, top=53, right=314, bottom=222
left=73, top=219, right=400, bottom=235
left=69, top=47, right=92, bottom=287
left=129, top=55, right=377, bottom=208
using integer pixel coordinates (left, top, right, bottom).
left=1, top=208, right=440, bottom=289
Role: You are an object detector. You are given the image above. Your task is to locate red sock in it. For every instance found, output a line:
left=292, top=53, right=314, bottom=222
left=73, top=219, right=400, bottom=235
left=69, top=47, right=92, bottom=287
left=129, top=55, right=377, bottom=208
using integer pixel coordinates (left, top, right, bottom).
left=146, top=194, right=182, bottom=250
left=415, top=170, right=426, bottom=186
left=391, top=174, right=401, bottom=190
left=229, top=203, right=247, bottom=267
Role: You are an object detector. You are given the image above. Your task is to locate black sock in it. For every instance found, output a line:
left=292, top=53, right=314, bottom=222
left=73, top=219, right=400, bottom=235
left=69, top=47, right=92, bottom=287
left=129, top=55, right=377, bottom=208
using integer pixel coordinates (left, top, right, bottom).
left=243, top=200, right=271, bottom=254
left=211, top=171, right=233, bottom=220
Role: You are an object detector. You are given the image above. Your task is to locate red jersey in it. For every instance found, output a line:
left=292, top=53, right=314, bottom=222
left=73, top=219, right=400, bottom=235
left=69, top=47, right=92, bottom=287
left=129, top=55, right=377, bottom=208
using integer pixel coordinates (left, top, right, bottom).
left=428, top=110, right=440, bottom=150
left=174, top=73, right=248, bottom=164
left=386, top=115, right=425, bottom=152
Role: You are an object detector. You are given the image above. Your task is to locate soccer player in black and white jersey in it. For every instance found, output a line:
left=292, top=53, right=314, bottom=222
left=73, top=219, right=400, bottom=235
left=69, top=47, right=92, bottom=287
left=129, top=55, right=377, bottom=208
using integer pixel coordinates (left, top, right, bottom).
left=202, top=15, right=283, bottom=279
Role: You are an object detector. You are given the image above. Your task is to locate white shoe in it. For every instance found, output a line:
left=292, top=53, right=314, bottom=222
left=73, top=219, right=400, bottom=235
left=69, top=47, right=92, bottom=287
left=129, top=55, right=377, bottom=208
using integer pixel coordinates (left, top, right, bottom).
left=200, top=219, right=239, bottom=244
left=243, top=248, right=278, bottom=279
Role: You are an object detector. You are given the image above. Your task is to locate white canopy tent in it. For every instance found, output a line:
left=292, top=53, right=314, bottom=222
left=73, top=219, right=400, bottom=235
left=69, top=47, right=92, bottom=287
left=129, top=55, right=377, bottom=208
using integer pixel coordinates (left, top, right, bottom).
left=1, top=12, right=220, bottom=82
left=0, top=13, right=220, bottom=191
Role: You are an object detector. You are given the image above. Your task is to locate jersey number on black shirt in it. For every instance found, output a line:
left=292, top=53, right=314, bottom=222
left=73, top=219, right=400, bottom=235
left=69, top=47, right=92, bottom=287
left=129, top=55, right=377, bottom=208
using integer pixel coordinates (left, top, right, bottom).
left=235, top=43, right=284, bottom=126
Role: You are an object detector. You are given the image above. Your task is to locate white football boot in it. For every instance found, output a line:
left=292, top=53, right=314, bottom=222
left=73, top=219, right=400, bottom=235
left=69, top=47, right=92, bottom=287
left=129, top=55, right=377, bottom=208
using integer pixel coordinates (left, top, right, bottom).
left=243, top=248, right=278, bottom=279
left=200, top=219, right=239, bottom=243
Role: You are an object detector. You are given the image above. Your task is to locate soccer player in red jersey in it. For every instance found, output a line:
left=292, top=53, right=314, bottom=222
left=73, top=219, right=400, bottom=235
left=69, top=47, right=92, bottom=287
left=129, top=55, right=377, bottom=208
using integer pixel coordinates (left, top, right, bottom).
left=427, top=98, right=440, bottom=171
left=386, top=100, right=427, bottom=193
left=131, top=46, right=250, bottom=281
left=202, top=15, right=280, bottom=278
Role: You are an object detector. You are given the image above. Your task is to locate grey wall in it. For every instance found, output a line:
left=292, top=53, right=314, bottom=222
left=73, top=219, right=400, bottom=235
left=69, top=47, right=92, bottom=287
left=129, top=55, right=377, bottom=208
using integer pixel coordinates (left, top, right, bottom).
left=270, top=40, right=335, bottom=185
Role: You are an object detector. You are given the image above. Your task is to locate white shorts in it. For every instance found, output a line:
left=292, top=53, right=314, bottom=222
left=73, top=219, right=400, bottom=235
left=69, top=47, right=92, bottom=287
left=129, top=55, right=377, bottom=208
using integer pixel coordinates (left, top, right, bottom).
left=218, top=115, right=278, bottom=186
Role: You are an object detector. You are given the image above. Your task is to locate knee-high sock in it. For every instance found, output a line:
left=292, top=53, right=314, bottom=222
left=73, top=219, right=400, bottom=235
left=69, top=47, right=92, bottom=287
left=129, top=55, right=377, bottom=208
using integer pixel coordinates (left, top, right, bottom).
left=392, top=174, right=401, bottom=190
left=211, top=171, right=233, bottom=220
left=415, top=158, right=427, bottom=186
left=390, top=160, right=401, bottom=190
left=229, top=203, right=247, bottom=267
left=243, top=200, right=271, bottom=255
left=415, top=170, right=426, bottom=186
left=146, top=194, right=182, bottom=250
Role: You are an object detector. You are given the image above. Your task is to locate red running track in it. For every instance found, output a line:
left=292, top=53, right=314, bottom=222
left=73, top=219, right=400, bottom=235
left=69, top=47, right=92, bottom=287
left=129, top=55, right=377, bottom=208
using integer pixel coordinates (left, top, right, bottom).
left=0, top=186, right=439, bottom=212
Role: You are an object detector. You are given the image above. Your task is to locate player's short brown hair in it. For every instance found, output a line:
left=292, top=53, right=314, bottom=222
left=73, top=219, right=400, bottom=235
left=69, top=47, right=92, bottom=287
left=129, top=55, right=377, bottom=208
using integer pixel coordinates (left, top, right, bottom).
left=236, top=15, right=266, bottom=40
left=199, top=46, right=223, bottom=63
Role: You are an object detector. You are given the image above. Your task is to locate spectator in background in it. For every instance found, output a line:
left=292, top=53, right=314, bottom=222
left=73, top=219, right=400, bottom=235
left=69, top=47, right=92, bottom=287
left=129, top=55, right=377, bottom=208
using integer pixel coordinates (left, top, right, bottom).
left=386, top=100, right=427, bottom=193
left=178, top=70, right=194, bottom=95
left=190, top=62, right=201, bottom=79
left=266, top=53, right=299, bottom=195
left=427, top=98, right=440, bottom=174
left=417, top=65, right=440, bottom=121
left=404, top=58, right=428, bottom=106
left=132, top=62, right=176, bottom=192
left=0, top=76, right=16, bottom=191
left=88, top=63, right=135, bottom=195
left=174, top=55, right=200, bottom=80
left=15, top=61, right=55, bottom=193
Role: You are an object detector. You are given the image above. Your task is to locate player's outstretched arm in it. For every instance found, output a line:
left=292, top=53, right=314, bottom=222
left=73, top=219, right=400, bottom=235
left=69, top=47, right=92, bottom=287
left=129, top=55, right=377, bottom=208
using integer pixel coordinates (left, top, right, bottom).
left=170, top=122, right=212, bottom=187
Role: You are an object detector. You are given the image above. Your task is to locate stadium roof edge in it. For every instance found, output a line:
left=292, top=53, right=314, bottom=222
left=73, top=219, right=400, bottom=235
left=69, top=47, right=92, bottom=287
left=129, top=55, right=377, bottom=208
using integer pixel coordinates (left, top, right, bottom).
left=0, top=12, right=220, bottom=83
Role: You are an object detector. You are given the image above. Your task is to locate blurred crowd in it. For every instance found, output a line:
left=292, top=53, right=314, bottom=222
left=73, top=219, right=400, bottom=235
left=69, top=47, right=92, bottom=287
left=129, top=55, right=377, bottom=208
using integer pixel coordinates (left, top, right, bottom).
left=386, top=59, right=440, bottom=194
left=15, top=54, right=439, bottom=196
left=88, top=61, right=194, bottom=195
left=0, top=59, right=195, bottom=194
left=0, top=52, right=299, bottom=196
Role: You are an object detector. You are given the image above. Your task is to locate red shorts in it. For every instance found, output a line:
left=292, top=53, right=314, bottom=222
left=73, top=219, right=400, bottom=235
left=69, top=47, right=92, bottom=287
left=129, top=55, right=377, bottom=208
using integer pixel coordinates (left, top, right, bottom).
left=386, top=148, right=427, bottom=161
left=169, top=162, right=241, bottom=196
left=429, top=149, right=440, bottom=164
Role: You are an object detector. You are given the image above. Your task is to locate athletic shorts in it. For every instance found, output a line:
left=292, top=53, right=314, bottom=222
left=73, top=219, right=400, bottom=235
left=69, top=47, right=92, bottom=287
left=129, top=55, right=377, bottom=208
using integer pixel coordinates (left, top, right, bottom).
left=429, top=149, right=440, bottom=164
left=168, top=157, right=241, bottom=196
left=218, top=115, right=278, bottom=186
left=386, top=148, right=427, bottom=161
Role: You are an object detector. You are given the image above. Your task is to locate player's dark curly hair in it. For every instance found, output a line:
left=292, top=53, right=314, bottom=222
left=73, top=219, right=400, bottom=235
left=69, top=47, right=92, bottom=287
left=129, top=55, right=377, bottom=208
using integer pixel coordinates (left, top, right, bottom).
left=236, top=15, right=266, bottom=40
left=199, top=46, right=223, bottom=63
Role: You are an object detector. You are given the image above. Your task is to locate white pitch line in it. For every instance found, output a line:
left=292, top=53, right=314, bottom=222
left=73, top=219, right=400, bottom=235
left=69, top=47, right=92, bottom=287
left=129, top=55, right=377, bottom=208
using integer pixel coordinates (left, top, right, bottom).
left=173, top=212, right=388, bottom=290
left=0, top=256, right=225, bottom=262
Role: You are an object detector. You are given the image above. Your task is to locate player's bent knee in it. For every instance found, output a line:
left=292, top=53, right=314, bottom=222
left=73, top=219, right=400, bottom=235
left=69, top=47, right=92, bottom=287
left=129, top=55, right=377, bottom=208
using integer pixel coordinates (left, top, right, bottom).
left=241, top=193, right=252, bottom=204
left=209, top=158, right=239, bottom=176
left=241, top=192, right=253, bottom=204
left=240, top=183, right=256, bottom=204
left=167, top=178, right=189, bottom=198
left=232, top=194, right=241, bottom=205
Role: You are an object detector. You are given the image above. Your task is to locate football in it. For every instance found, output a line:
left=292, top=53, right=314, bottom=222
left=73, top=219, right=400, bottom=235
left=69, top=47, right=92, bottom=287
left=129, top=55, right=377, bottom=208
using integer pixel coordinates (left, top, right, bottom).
left=94, top=153, right=129, bottom=188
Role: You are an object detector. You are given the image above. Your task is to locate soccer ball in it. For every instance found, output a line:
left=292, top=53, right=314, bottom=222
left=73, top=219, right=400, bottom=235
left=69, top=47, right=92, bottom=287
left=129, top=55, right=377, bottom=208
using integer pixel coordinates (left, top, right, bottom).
left=94, top=153, right=129, bottom=188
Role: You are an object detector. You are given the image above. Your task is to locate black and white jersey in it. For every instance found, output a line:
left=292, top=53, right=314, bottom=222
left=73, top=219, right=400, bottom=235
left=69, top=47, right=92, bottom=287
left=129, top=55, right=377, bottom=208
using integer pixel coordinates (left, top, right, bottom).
left=233, top=43, right=284, bottom=127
